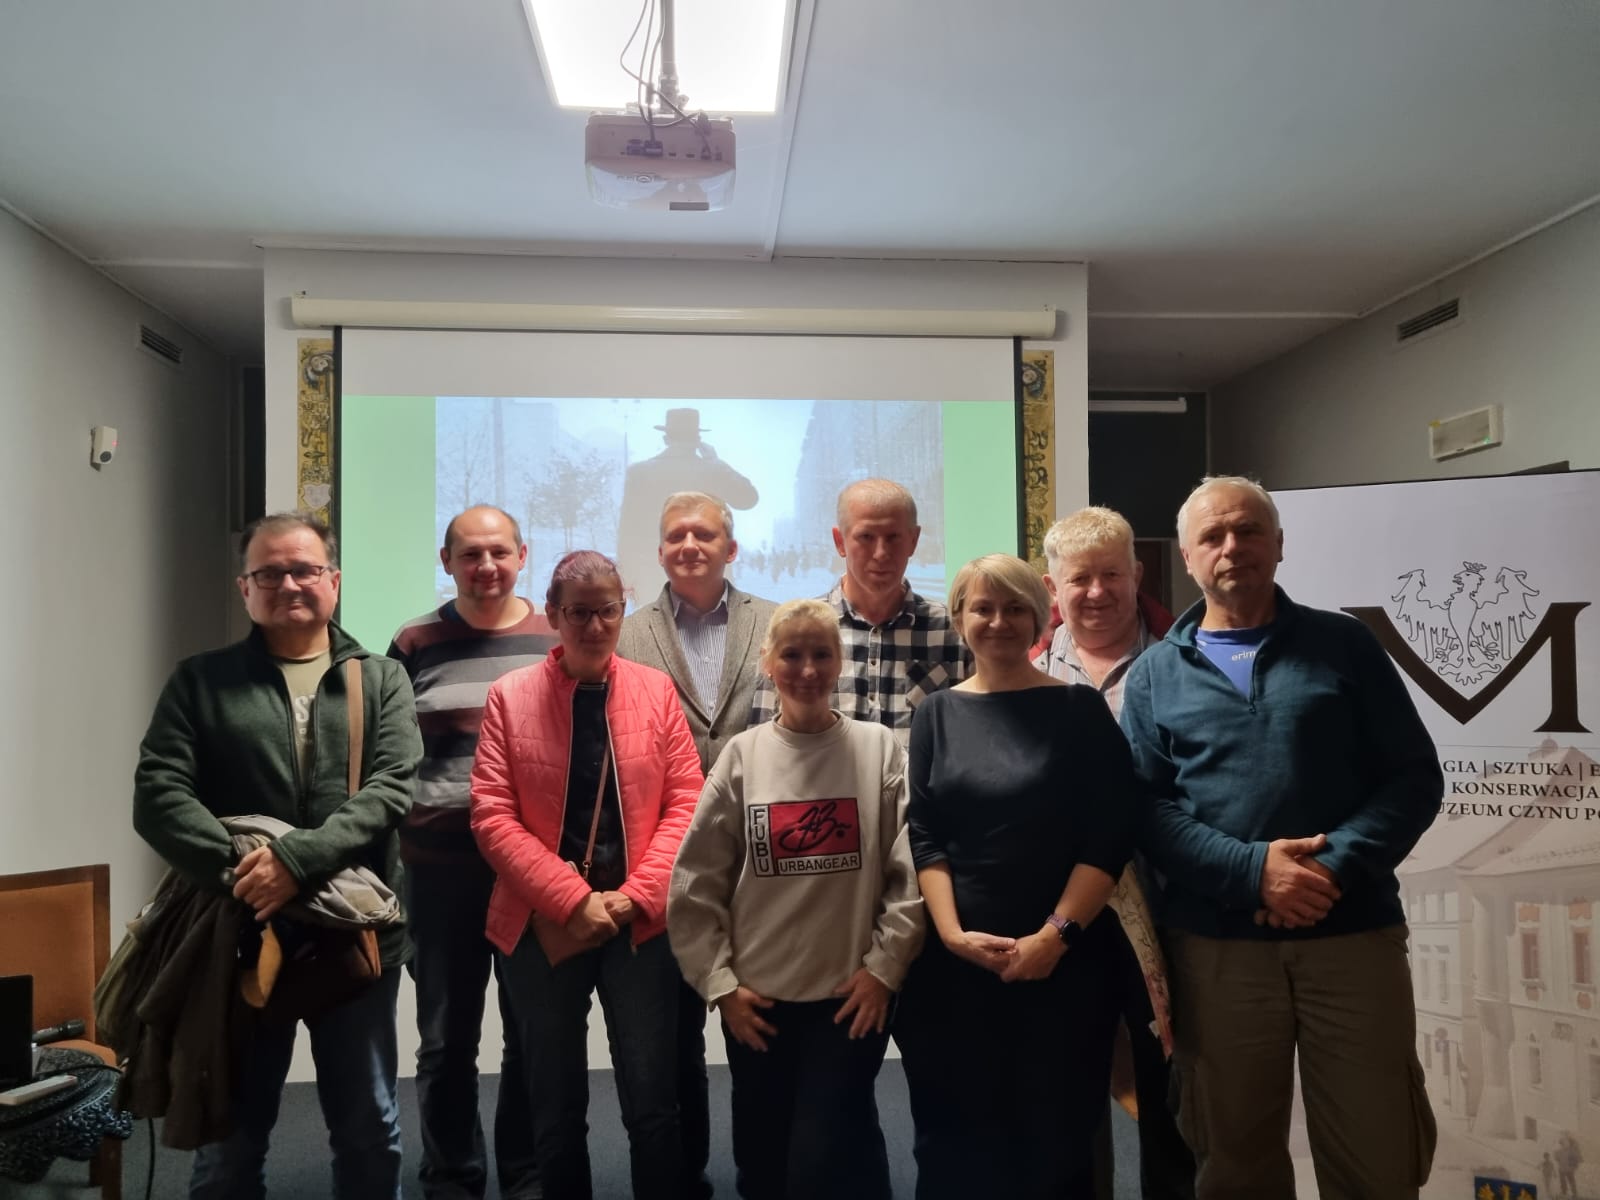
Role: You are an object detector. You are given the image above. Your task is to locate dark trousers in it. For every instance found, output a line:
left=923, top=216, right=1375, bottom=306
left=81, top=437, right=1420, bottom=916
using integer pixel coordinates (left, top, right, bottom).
left=721, top=998, right=891, bottom=1200
left=897, top=917, right=1122, bottom=1200
left=407, top=860, right=539, bottom=1199
left=499, top=930, right=682, bottom=1200
left=675, top=977, right=713, bottom=1198
left=190, top=968, right=403, bottom=1200
left=1091, top=926, right=1195, bottom=1200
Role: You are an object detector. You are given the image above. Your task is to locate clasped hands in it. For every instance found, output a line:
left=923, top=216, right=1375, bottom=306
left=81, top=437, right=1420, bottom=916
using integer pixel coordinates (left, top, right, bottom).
left=718, top=968, right=892, bottom=1052
left=562, top=890, right=637, bottom=947
left=944, top=925, right=1062, bottom=984
left=1255, top=833, right=1342, bottom=930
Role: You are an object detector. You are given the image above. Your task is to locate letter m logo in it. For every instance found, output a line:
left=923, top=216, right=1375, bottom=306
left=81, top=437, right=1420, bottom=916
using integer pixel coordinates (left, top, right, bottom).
left=1345, top=602, right=1590, bottom=733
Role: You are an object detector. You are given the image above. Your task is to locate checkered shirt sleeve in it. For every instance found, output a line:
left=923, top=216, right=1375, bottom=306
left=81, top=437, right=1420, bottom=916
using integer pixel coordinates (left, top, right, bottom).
left=747, top=582, right=970, bottom=738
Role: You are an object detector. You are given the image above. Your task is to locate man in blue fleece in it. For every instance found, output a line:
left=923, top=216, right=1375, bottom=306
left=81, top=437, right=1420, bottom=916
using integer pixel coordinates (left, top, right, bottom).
left=1120, top=476, right=1442, bottom=1200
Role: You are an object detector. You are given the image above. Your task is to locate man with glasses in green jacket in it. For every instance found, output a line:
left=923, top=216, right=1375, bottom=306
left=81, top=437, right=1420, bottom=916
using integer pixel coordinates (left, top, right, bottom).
left=133, top=511, right=422, bottom=1200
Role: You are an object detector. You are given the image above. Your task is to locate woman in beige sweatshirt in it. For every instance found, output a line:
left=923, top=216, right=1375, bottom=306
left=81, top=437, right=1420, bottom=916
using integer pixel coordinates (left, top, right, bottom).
left=667, top=598, right=925, bottom=1200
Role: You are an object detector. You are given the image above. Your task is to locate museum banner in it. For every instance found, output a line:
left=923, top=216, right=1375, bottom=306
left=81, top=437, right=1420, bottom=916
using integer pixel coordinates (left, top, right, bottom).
left=1276, top=469, right=1598, bottom=1200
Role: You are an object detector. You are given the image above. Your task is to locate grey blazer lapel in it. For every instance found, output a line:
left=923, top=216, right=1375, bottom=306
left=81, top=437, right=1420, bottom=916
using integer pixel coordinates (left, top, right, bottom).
left=648, top=588, right=709, bottom=725
left=710, top=587, right=759, bottom=728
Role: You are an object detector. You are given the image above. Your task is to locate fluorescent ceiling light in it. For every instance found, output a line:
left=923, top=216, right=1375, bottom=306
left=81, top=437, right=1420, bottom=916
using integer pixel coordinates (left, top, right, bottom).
left=1087, top=398, right=1189, bottom=414
left=525, top=0, right=789, bottom=113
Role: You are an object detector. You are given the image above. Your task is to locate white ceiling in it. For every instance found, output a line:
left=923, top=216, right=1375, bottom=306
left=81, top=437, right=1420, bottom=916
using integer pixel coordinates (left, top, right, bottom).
left=3, top=0, right=1598, bottom=384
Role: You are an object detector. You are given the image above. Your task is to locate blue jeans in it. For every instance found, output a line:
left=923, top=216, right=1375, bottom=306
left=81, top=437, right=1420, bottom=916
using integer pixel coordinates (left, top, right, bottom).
left=190, top=967, right=403, bottom=1200
left=498, top=930, right=681, bottom=1200
left=408, top=860, right=539, bottom=1199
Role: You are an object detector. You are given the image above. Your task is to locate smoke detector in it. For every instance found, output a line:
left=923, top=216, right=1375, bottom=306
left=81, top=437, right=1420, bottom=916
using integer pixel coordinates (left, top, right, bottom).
left=585, top=112, right=735, bottom=212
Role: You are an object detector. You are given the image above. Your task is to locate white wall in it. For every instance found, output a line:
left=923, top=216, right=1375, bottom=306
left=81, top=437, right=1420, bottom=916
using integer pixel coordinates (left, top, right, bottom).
left=0, top=210, right=231, bottom=934
left=1210, top=202, right=1600, bottom=487
left=261, top=249, right=1087, bottom=1080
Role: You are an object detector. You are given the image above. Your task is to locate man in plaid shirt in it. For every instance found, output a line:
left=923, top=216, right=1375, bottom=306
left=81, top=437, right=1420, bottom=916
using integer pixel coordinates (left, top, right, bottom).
left=750, top=478, right=969, bottom=744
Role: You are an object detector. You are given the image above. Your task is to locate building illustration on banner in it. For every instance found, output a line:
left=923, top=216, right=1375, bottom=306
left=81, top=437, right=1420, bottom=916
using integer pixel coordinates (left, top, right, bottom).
left=1374, top=570, right=1596, bottom=1195
left=1401, top=740, right=1599, bottom=1170
left=1276, top=472, right=1598, bottom=1199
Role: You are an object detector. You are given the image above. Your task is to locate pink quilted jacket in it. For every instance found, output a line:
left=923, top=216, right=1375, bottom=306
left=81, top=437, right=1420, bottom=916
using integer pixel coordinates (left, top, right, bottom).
left=470, top=648, right=704, bottom=954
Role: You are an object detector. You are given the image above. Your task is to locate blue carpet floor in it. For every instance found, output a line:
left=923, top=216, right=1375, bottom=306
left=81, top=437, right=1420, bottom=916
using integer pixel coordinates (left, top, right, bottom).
left=20, top=1061, right=1144, bottom=1198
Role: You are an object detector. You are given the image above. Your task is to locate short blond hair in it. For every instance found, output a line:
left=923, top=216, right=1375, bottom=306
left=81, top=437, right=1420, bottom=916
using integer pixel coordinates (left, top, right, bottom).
left=759, top=598, right=842, bottom=670
left=948, top=554, right=1052, bottom=643
left=1042, top=507, right=1136, bottom=574
left=659, top=491, right=734, bottom=540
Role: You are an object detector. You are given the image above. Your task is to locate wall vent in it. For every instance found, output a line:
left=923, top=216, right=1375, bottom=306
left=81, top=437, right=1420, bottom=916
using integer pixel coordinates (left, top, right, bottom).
left=138, top=324, right=184, bottom=366
left=1395, top=298, right=1461, bottom=344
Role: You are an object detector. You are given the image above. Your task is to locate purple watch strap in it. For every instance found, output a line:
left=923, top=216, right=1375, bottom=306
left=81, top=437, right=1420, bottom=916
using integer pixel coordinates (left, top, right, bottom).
left=1046, top=914, right=1080, bottom=945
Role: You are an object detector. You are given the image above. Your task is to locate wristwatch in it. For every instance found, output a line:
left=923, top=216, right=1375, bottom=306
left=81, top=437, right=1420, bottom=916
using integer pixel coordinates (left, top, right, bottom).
left=1045, top=914, right=1082, bottom=947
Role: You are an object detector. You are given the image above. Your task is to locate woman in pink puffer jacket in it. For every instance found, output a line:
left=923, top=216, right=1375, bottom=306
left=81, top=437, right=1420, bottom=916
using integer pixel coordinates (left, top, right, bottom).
left=471, top=550, right=703, bottom=1200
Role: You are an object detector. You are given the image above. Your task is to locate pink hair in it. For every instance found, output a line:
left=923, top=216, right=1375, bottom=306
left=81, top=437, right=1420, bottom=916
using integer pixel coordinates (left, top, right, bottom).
left=545, top=550, right=623, bottom=605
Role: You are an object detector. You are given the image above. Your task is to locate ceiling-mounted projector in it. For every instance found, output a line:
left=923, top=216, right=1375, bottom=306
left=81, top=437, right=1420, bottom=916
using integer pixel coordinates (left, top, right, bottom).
left=585, top=112, right=736, bottom=212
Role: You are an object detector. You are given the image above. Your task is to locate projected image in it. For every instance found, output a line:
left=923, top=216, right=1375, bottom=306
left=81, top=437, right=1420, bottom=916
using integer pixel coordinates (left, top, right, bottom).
left=434, top=396, right=948, bottom=609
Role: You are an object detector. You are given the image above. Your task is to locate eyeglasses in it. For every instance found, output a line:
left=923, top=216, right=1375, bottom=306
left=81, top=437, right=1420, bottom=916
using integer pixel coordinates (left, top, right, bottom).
left=558, top=601, right=625, bottom=627
left=243, top=564, right=332, bottom=588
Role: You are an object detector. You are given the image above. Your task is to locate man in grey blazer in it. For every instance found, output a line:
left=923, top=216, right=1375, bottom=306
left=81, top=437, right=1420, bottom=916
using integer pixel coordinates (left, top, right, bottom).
left=616, top=489, right=777, bottom=1199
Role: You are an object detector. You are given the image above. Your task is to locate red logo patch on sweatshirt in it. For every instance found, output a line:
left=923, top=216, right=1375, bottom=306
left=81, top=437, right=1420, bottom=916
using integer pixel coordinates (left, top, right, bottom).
left=749, top=798, right=861, bottom=876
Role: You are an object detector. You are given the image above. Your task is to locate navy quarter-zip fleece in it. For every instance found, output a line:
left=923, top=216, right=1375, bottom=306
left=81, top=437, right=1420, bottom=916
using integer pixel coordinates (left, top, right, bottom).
left=1120, top=588, right=1442, bottom=940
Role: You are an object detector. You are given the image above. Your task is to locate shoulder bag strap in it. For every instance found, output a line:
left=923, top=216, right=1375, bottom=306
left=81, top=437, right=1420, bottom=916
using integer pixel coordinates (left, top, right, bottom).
left=578, top=742, right=611, bottom=881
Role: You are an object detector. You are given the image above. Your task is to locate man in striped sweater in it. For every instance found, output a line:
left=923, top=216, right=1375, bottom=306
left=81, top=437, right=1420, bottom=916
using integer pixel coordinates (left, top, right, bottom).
left=388, top=506, right=558, bottom=1200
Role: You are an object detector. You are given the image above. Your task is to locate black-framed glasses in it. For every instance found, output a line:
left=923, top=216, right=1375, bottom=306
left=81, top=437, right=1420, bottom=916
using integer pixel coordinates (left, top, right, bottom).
left=243, top=564, right=332, bottom=588
left=558, top=601, right=625, bottom=627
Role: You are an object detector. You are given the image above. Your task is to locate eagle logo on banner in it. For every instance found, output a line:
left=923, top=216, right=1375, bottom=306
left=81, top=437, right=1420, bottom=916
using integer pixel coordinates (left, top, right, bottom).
left=1389, top=562, right=1542, bottom=686
left=1345, top=560, right=1588, bottom=733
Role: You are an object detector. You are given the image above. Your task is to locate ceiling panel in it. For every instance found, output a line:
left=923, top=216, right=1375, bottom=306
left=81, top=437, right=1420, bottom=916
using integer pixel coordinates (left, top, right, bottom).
left=1, top=0, right=1596, bottom=375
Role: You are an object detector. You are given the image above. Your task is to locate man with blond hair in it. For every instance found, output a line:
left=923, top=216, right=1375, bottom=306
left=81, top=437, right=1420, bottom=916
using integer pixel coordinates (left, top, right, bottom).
left=1038, top=506, right=1191, bottom=1200
left=617, top=490, right=776, bottom=1199
left=1120, top=476, right=1441, bottom=1200
left=1039, top=506, right=1172, bottom=709
left=750, top=478, right=968, bottom=744
left=616, top=408, right=760, bottom=602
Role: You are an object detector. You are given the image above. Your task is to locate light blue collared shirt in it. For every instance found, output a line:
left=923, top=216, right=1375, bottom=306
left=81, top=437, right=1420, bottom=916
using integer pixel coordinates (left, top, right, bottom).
left=670, top=585, right=731, bottom=712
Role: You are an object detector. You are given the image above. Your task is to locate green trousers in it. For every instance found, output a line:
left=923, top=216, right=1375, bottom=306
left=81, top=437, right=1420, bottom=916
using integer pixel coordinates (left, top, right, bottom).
left=1166, top=925, right=1437, bottom=1200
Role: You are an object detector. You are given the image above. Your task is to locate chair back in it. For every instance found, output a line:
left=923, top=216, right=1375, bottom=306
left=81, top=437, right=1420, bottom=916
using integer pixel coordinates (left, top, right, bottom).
left=0, top=865, right=110, bottom=1041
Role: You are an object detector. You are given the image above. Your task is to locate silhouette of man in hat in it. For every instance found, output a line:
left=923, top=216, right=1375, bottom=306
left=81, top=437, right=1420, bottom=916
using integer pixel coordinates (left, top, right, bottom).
left=617, top=408, right=759, bottom=603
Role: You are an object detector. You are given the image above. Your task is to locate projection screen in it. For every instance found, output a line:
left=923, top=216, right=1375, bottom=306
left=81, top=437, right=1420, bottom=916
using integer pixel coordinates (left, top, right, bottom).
left=336, top=328, right=1022, bottom=652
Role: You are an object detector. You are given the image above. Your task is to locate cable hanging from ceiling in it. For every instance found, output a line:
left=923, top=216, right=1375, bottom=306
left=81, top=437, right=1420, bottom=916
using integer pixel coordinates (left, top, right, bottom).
left=618, top=0, right=715, bottom=154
